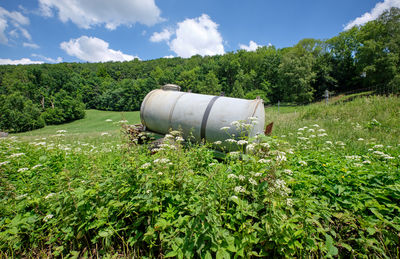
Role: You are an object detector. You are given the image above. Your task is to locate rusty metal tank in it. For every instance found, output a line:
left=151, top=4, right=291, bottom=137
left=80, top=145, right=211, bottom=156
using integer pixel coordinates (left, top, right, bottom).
left=140, top=84, right=265, bottom=145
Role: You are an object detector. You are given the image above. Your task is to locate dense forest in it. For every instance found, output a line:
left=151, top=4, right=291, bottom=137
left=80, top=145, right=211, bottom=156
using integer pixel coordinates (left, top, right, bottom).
left=1, top=8, right=399, bottom=133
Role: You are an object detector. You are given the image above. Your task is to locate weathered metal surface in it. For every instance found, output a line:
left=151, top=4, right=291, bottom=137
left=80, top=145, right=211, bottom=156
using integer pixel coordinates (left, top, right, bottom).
left=140, top=85, right=265, bottom=145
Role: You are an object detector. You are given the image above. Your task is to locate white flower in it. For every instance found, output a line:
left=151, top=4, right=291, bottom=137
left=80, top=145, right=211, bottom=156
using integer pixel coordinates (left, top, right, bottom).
left=175, top=136, right=184, bottom=142
left=246, top=143, right=256, bottom=152
left=345, top=155, right=361, bottom=160
left=383, top=155, right=394, bottom=160
left=146, top=190, right=151, bottom=194
left=213, top=141, right=222, bottom=145
left=164, top=134, right=174, bottom=139
left=336, top=141, right=346, bottom=146
left=225, top=139, right=237, bottom=143
left=170, top=130, right=181, bottom=136
left=310, top=135, right=316, bottom=138
left=254, top=172, right=263, bottom=177
left=15, top=194, right=27, bottom=200
left=228, top=174, right=238, bottom=179
left=8, top=153, right=24, bottom=158
left=373, top=150, right=385, bottom=156
left=325, top=141, right=333, bottom=145
left=286, top=198, right=293, bottom=207
left=249, top=178, right=257, bottom=186
left=140, top=163, right=151, bottom=169
left=318, top=133, right=328, bottom=137
left=373, top=144, right=384, bottom=149
left=261, top=143, right=270, bottom=148
left=248, top=116, right=258, bottom=121
left=276, top=152, right=287, bottom=163
left=275, top=179, right=286, bottom=189
left=43, top=214, right=54, bottom=222
left=308, top=128, right=315, bottom=133
left=118, top=120, right=128, bottom=123
left=35, top=142, right=46, bottom=146
left=318, top=129, right=326, bottom=132
left=105, top=119, right=113, bottom=122
left=32, top=164, right=42, bottom=170
left=358, top=138, right=364, bottom=141
left=238, top=175, right=245, bottom=181
left=234, top=186, right=246, bottom=193
left=229, top=151, right=240, bottom=158
left=297, top=132, right=303, bottom=135
left=283, top=169, right=293, bottom=175
left=0, top=161, right=10, bottom=166
left=45, top=193, right=56, bottom=199
left=157, top=172, right=163, bottom=175
left=153, top=158, right=170, bottom=164
left=101, top=132, right=109, bottom=136
left=281, top=135, right=287, bottom=138
left=237, top=140, right=248, bottom=145
left=354, top=163, right=363, bottom=167
left=17, top=167, right=29, bottom=172
left=299, top=161, right=307, bottom=166
left=56, top=130, right=67, bottom=133
left=220, top=126, right=230, bottom=131
left=312, top=124, right=320, bottom=128
left=362, top=160, right=371, bottom=164
left=298, top=128, right=305, bottom=131
left=258, top=158, right=271, bottom=163
left=298, top=137, right=309, bottom=141
left=231, top=121, right=240, bottom=127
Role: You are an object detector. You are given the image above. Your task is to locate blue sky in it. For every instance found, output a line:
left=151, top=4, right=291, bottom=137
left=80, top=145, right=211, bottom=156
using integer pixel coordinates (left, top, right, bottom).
left=0, top=0, right=397, bottom=64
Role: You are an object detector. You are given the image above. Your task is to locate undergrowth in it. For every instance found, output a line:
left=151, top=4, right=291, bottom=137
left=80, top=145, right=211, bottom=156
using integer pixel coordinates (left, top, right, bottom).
left=1, top=96, right=399, bottom=258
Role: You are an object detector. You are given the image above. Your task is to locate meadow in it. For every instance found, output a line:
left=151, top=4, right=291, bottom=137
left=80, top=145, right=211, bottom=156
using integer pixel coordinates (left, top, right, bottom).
left=1, top=95, right=399, bottom=258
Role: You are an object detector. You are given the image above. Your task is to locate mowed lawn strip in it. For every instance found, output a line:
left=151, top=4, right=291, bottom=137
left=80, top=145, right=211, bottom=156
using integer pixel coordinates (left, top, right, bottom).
left=15, top=110, right=141, bottom=137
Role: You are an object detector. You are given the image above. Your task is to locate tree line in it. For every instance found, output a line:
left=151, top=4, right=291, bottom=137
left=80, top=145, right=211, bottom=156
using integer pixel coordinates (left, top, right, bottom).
left=1, top=8, right=399, bottom=133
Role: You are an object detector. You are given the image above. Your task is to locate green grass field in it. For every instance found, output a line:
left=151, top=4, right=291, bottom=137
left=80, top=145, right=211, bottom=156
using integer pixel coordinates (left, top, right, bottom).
left=15, top=109, right=141, bottom=139
left=265, top=95, right=400, bottom=150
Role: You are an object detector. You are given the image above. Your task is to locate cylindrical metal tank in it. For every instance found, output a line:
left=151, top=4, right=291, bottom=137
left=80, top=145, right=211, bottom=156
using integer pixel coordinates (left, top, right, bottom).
left=140, top=84, right=265, bottom=146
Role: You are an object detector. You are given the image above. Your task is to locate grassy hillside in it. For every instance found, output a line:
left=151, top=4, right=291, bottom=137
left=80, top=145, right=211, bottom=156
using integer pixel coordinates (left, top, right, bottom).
left=15, top=109, right=141, bottom=138
left=266, top=95, right=400, bottom=150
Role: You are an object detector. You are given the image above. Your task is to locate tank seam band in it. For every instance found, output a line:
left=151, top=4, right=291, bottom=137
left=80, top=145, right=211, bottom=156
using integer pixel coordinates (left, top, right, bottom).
left=200, top=96, right=220, bottom=141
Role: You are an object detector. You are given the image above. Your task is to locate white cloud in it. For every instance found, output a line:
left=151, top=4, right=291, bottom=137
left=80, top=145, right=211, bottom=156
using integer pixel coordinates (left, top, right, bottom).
left=0, top=6, right=30, bottom=44
left=168, top=14, right=225, bottom=58
left=0, top=18, right=7, bottom=44
left=39, top=0, right=163, bottom=30
left=239, top=40, right=261, bottom=51
left=344, top=0, right=400, bottom=30
left=163, top=55, right=175, bottom=59
left=31, top=54, right=62, bottom=63
left=60, top=36, right=138, bottom=62
left=150, top=28, right=173, bottom=42
left=23, top=42, right=40, bottom=49
left=0, top=58, right=43, bottom=65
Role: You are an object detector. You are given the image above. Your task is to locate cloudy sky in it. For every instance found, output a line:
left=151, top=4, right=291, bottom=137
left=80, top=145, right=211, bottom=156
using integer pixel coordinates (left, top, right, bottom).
left=0, top=0, right=398, bottom=64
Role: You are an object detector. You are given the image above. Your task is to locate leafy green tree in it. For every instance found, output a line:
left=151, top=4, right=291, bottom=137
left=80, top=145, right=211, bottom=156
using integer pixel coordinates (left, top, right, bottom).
left=197, top=71, right=221, bottom=95
left=245, top=89, right=270, bottom=103
left=279, top=51, right=316, bottom=104
left=0, top=93, right=44, bottom=132
left=327, top=27, right=361, bottom=92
